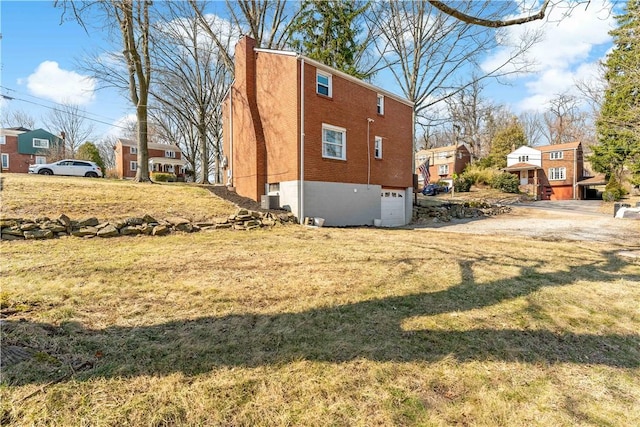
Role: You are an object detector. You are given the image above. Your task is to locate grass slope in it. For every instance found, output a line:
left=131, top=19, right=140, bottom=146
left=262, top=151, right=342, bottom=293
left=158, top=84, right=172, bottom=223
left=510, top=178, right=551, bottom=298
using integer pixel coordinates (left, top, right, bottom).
left=1, top=174, right=639, bottom=426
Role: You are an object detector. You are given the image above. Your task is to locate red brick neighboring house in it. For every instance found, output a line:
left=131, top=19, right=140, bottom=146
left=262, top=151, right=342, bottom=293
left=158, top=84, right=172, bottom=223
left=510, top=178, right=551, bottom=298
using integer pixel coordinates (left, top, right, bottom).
left=114, top=138, right=187, bottom=179
left=415, top=144, right=471, bottom=187
left=222, top=36, right=414, bottom=226
left=504, top=142, right=586, bottom=200
left=1, top=127, right=64, bottom=174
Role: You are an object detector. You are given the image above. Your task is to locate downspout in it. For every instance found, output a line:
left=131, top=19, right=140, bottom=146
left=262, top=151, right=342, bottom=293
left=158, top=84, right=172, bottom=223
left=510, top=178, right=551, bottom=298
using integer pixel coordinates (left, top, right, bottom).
left=367, top=118, right=374, bottom=188
left=229, top=84, right=234, bottom=187
left=573, top=146, right=577, bottom=199
left=299, top=58, right=305, bottom=222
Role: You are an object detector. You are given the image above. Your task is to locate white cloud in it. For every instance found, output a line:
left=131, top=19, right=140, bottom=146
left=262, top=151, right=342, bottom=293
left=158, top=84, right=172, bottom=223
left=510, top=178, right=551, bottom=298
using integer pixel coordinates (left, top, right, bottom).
left=21, top=61, right=96, bottom=105
left=106, top=114, right=137, bottom=139
left=482, top=0, right=615, bottom=112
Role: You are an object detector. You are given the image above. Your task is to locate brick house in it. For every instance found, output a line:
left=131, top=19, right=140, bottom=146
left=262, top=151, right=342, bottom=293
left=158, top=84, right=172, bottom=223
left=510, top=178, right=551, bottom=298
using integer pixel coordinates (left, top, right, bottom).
left=414, top=144, right=471, bottom=187
left=114, top=138, right=187, bottom=179
left=504, top=141, right=586, bottom=200
left=0, top=127, right=64, bottom=174
left=222, top=36, right=414, bottom=226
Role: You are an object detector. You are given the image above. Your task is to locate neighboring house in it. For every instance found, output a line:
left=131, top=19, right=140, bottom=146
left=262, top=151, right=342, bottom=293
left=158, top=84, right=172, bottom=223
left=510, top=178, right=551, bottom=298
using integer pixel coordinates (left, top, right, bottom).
left=222, top=36, right=414, bottom=227
left=415, top=144, right=471, bottom=187
left=0, top=127, right=64, bottom=174
left=114, top=138, right=187, bottom=179
left=504, top=141, right=588, bottom=200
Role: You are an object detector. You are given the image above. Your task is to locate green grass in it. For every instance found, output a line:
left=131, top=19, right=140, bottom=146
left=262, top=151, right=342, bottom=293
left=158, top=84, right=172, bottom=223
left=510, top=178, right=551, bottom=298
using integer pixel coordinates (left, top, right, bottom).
left=1, top=174, right=639, bottom=426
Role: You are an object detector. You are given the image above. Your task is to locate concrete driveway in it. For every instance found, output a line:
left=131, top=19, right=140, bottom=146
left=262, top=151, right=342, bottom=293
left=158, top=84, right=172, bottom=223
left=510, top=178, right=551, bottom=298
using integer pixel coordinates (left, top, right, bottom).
left=516, top=200, right=608, bottom=216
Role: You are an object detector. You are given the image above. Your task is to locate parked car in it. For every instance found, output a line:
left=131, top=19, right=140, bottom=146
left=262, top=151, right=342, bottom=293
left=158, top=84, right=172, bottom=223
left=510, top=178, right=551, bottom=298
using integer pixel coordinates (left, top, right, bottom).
left=28, top=159, right=103, bottom=178
left=422, top=183, right=449, bottom=196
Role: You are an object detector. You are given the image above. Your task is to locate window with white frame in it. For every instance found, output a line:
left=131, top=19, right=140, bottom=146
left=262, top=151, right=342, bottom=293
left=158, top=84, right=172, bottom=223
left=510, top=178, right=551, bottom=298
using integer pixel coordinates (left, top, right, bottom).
left=438, top=164, right=449, bottom=175
left=550, top=151, right=563, bottom=160
left=0, top=136, right=6, bottom=145
left=130, top=161, right=138, bottom=171
left=377, top=94, right=384, bottom=115
left=518, top=155, right=529, bottom=162
left=35, top=156, right=46, bottom=164
left=165, top=150, right=176, bottom=158
left=33, top=138, right=49, bottom=149
left=1, top=153, right=8, bottom=169
left=316, top=71, right=332, bottom=97
left=548, top=167, right=566, bottom=180
left=374, top=136, right=382, bottom=159
left=322, top=124, right=346, bottom=160
left=437, top=151, right=449, bottom=159
left=130, top=146, right=138, bottom=154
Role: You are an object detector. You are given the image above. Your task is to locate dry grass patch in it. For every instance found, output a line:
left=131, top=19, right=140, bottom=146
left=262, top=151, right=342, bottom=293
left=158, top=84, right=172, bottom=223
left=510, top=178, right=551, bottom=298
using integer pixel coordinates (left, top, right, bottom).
left=0, top=174, right=236, bottom=222
left=2, top=225, right=639, bottom=426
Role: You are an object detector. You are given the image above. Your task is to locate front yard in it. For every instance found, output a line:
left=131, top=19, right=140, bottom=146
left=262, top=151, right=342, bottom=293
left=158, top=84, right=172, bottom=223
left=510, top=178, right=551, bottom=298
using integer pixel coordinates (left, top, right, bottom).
left=1, top=174, right=639, bottom=426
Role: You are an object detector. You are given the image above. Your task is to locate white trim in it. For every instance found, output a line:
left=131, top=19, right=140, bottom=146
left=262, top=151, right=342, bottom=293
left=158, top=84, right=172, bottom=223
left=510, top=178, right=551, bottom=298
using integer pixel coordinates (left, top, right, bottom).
left=316, top=70, right=332, bottom=97
left=548, top=167, right=566, bottom=180
left=322, top=123, right=346, bottom=160
left=1, top=153, right=9, bottom=169
left=374, top=136, right=383, bottom=159
left=377, top=94, right=384, bottom=115
left=33, top=138, right=49, bottom=149
left=0, top=135, right=5, bottom=145
left=130, top=146, right=138, bottom=154
left=550, top=151, right=564, bottom=160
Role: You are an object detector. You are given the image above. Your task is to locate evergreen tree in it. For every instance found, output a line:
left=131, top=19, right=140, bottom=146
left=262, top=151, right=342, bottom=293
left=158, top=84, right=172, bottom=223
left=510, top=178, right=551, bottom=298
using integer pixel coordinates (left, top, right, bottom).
left=592, top=0, right=640, bottom=184
left=289, top=0, right=371, bottom=78
left=77, top=142, right=106, bottom=174
left=486, top=118, right=527, bottom=168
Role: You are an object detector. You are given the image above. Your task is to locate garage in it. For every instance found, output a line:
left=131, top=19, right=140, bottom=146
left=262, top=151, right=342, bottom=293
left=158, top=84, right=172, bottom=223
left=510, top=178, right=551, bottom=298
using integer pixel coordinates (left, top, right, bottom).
left=381, top=189, right=405, bottom=227
left=549, top=185, right=574, bottom=200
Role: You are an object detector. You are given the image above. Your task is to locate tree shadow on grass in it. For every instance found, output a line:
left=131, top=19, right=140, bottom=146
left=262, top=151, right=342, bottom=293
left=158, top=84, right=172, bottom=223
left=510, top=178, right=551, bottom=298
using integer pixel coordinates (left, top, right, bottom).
left=2, top=250, right=639, bottom=385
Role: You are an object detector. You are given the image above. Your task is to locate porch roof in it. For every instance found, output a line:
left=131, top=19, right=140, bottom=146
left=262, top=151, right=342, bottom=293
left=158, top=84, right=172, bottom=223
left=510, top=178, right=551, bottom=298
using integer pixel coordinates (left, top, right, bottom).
left=577, top=174, right=607, bottom=186
left=503, top=162, right=541, bottom=171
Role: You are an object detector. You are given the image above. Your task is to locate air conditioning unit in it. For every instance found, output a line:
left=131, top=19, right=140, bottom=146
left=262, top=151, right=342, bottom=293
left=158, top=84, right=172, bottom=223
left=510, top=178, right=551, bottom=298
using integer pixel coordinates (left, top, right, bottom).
left=261, top=195, right=280, bottom=209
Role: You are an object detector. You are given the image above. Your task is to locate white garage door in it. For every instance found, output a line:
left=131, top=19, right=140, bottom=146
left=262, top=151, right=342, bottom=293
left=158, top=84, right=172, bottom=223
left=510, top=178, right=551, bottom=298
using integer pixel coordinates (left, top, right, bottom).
left=381, top=189, right=405, bottom=227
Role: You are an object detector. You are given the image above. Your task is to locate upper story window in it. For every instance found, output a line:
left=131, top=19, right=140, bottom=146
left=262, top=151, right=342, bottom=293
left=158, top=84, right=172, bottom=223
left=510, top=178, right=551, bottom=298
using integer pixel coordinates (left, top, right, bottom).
left=322, top=124, right=346, bottom=160
left=518, top=155, right=529, bottom=162
left=437, top=151, right=449, bottom=159
left=377, top=94, right=384, bottom=115
left=549, top=167, right=566, bottom=180
left=130, top=146, right=138, bottom=155
left=316, top=71, right=332, bottom=97
left=0, top=136, right=6, bottom=145
left=165, top=150, right=176, bottom=158
left=33, top=138, right=49, bottom=149
left=374, top=136, right=383, bottom=159
left=550, top=151, right=563, bottom=160
left=438, top=164, right=449, bottom=175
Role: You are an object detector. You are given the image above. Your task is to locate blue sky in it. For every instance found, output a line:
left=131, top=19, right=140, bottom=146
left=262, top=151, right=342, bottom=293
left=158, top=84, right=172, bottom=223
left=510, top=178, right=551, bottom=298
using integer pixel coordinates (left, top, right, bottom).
left=1, top=1, right=617, bottom=140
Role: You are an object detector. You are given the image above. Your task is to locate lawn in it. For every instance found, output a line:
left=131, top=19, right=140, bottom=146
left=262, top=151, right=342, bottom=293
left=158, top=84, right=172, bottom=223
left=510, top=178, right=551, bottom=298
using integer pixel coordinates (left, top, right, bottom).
left=1, top=174, right=639, bottom=426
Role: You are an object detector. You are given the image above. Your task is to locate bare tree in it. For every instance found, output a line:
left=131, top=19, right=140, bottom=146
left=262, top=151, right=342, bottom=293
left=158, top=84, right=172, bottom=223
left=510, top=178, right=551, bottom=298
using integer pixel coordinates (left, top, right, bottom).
left=543, top=93, right=591, bottom=145
left=368, top=0, right=539, bottom=132
left=56, top=0, right=153, bottom=182
left=95, top=135, right=117, bottom=171
left=0, top=108, right=37, bottom=129
left=43, top=102, right=95, bottom=156
left=151, top=1, right=234, bottom=184
left=518, top=111, right=545, bottom=147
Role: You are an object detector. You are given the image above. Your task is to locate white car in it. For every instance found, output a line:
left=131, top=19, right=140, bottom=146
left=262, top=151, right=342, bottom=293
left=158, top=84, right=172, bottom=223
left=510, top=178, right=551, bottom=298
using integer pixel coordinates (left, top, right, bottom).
left=29, top=159, right=103, bottom=178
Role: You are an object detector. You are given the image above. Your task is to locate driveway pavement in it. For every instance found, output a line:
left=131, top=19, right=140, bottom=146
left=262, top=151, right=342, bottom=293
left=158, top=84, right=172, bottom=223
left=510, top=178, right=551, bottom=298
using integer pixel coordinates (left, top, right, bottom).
left=516, top=200, right=608, bottom=216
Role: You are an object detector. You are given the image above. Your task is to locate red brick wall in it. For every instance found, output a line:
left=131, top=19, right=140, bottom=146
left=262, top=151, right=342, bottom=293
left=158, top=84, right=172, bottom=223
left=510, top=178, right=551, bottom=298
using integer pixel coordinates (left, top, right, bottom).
left=540, top=145, right=582, bottom=199
left=301, top=64, right=413, bottom=189
left=1, top=135, right=33, bottom=173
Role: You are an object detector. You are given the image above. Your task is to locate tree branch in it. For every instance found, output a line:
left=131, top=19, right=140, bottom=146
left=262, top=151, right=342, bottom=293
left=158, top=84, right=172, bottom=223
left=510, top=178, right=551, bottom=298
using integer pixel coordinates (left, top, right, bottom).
left=428, top=0, right=551, bottom=28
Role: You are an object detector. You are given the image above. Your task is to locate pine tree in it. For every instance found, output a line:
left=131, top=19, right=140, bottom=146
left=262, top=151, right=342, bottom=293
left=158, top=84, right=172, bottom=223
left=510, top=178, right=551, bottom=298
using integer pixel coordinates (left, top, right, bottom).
left=592, top=0, right=640, bottom=185
left=289, top=0, right=370, bottom=79
left=487, top=118, right=527, bottom=169
left=77, top=142, right=106, bottom=174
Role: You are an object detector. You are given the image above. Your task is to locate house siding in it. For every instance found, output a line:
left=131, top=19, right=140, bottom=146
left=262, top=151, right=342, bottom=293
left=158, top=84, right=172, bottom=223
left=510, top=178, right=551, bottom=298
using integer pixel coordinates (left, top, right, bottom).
left=223, top=36, right=414, bottom=226
left=1, top=129, right=62, bottom=173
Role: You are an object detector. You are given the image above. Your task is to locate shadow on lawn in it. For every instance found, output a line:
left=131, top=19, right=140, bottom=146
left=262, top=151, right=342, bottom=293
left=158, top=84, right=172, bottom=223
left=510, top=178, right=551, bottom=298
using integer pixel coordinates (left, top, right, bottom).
left=3, top=250, right=639, bottom=385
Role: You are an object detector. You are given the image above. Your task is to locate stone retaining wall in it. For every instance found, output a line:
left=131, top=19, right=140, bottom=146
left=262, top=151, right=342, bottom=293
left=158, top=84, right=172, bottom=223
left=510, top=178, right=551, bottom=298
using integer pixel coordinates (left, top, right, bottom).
left=413, top=201, right=511, bottom=223
left=0, top=209, right=298, bottom=241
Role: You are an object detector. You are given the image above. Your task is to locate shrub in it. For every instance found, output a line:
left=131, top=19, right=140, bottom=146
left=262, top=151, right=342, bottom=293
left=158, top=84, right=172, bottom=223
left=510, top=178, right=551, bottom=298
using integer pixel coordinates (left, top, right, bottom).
left=602, top=175, right=626, bottom=201
left=151, top=172, right=177, bottom=182
left=462, top=164, right=499, bottom=186
left=491, top=172, right=520, bottom=193
left=453, top=175, right=473, bottom=192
